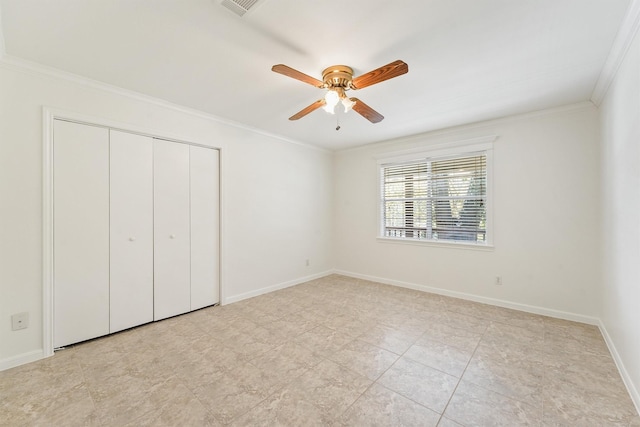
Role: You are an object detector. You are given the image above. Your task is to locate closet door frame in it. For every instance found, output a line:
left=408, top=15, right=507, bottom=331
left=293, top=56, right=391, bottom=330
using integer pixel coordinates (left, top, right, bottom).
left=42, top=107, right=223, bottom=358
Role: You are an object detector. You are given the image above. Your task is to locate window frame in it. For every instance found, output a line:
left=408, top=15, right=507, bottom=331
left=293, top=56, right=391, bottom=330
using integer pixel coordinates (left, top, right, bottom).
left=376, top=138, right=494, bottom=249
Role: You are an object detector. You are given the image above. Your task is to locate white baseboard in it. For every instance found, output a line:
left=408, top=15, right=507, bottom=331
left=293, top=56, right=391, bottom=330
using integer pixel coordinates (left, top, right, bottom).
left=223, top=270, right=334, bottom=305
left=333, top=269, right=600, bottom=325
left=0, top=349, right=47, bottom=372
left=599, top=320, right=640, bottom=415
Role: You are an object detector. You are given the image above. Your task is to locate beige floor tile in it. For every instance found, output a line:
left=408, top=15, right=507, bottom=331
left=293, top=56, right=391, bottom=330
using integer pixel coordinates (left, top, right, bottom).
left=416, top=293, right=449, bottom=313
left=543, top=374, right=637, bottom=426
left=122, top=352, right=181, bottom=385
left=31, top=384, right=100, bottom=427
left=293, top=305, right=330, bottom=323
left=405, top=337, right=473, bottom=377
left=377, top=310, right=418, bottom=330
left=302, top=304, right=344, bottom=322
left=220, top=326, right=284, bottom=361
left=0, top=348, right=83, bottom=396
left=244, top=307, right=285, bottom=325
left=437, top=417, right=464, bottom=427
left=440, top=311, right=490, bottom=335
left=1, top=378, right=96, bottom=426
left=292, top=324, right=354, bottom=358
left=229, top=387, right=333, bottom=427
left=421, top=321, right=483, bottom=353
left=328, top=339, right=400, bottom=381
left=397, top=314, right=433, bottom=336
left=262, top=312, right=320, bottom=338
left=2, top=275, right=637, bottom=426
left=121, top=379, right=219, bottom=427
left=543, top=323, right=610, bottom=356
left=488, top=306, right=546, bottom=332
left=0, top=398, right=48, bottom=426
left=206, top=304, right=250, bottom=324
left=225, top=316, right=265, bottom=333
left=172, top=344, right=240, bottom=389
left=191, top=362, right=278, bottom=424
left=444, top=297, right=496, bottom=320
left=345, top=303, right=385, bottom=325
left=338, top=383, right=440, bottom=426
left=484, top=321, right=544, bottom=348
left=247, top=342, right=323, bottom=388
left=378, top=356, right=459, bottom=413
left=543, top=351, right=626, bottom=394
left=284, top=359, right=372, bottom=418
left=542, top=316, right=601, bottom=336
left=164, top=313, right=211, bottom=339
left=444, top=380, right=541, bottom=426
left=356, top=323, right=422, bottom=354
left=463, top=345, right=544, bottom=410
left=72, top=337, right=130, bottom=370
left=477, top=337, right=549, bottom=368
left=321, top=312, right=372, bottom=338
left=87, top=369, right=169, bottom=425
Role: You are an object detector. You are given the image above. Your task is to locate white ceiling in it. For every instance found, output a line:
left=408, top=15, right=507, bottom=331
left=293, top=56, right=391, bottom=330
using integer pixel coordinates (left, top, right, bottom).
left=0, top=0, right=631, bottom=150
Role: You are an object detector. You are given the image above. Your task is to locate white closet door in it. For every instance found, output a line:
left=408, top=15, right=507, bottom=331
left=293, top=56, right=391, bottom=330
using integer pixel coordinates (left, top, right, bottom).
left=53, top=120, right=110, bottom=347
left=110, top=130, right=154, bottom=332
left=153, top=139, right=191, bottom=320
left=190, top=146, right=220, bottom=310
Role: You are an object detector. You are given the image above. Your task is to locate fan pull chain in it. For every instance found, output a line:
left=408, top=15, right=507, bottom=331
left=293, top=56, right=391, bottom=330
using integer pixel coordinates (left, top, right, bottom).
left=336, top=113, right=341, bottom=131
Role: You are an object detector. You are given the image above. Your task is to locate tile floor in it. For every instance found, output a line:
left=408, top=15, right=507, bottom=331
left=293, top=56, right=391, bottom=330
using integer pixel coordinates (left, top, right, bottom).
left=1, top=274, right=639, bottom=426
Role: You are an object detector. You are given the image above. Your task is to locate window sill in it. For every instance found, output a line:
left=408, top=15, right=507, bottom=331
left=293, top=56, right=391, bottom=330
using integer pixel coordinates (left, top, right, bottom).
left=376, top=236, right=494, bottom=251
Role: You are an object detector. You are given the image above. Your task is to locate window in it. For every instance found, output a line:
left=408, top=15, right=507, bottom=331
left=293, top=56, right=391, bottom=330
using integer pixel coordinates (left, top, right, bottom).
left=379, top=145, right=491, bottom=245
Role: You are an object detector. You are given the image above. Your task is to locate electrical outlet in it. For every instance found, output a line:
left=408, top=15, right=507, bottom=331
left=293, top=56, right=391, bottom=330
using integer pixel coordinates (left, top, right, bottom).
left=11, top=312, right=29, bottom=331
left=305, top=259, right=310, bottom=267
left=495, top=276, right=503, bottom=286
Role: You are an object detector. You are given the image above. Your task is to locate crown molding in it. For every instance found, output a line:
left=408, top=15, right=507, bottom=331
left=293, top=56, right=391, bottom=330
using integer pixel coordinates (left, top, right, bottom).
left=0, top=54, right=330, bottom=153
left=591, top=0, right=640, bottom=106
left=339, top=101, right=595, bottom=154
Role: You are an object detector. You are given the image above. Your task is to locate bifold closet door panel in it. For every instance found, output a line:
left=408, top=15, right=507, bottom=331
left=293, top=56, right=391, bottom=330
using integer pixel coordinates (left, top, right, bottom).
left=153, top=139, right=191, bottom=320
left=109, top=130, right=154, bottom=332
left=190, top=146, right=220, bottom=310
left=53, top=120, right=110, bottom=348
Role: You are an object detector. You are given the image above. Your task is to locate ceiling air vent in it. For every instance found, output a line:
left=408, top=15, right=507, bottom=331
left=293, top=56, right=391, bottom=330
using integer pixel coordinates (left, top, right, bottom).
left=220, top=0, right=260, bottom=17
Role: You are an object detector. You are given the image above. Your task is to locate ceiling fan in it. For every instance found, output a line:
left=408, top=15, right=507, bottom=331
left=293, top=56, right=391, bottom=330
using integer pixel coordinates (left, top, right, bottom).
left=272, top=60, right=408, bottom=124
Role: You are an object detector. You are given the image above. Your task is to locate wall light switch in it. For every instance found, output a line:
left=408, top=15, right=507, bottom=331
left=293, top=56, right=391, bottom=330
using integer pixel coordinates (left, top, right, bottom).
left=11, top=312, right=29, bottom=330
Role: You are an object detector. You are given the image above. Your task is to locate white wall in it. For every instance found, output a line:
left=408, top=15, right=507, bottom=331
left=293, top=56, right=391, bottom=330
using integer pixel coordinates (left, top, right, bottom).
left=333, top=104, right=601, bottom=319
left=0, top=62, right=333, bottom=367
left=599, top=26, right=640, bottom=408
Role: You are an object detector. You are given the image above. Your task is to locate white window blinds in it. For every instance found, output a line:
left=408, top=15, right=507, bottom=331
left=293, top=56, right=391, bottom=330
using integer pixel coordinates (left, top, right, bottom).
left=381, top=152, right=487, bottom=244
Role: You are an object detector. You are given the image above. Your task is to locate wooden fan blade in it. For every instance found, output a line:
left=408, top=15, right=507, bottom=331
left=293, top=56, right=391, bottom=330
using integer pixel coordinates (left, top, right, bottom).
left=289, top=99, right=326, bottom=120
left=350, top=98, right=384, bottom=123
left=351, top=60, right=408, bottom=90
left=272, top=64, right=324, bottom=88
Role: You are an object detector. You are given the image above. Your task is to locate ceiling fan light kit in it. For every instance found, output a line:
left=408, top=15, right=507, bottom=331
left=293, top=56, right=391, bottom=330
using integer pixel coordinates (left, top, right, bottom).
left=322, top=89, right=341, bottom=114
left=271, top=60, right=408, bottom=125
left=322, top=87, right=356, bottom=114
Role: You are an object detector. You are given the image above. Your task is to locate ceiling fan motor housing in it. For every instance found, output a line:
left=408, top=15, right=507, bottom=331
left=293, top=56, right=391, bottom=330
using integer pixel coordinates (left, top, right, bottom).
left=322, top=65, right=354, bottom=90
